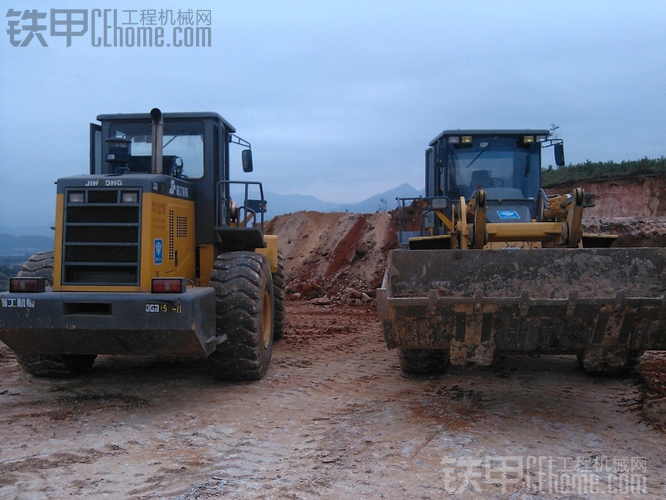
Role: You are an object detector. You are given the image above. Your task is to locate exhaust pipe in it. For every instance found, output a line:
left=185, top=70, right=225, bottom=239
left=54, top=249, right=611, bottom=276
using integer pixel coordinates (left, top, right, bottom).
left=150, top=108, right=163, bottom=174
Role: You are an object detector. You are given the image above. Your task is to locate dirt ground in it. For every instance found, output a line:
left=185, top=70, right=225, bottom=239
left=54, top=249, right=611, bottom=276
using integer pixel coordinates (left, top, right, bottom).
left=1, top=207, right=666, bottom=498
left=1, top=301, right=665, bottom=499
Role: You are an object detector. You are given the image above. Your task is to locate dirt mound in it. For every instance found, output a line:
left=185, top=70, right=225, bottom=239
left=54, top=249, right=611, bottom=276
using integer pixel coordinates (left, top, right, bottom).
left=583, top=216, right=666, bottom=247
left=266, top=211, right=398, bottom=304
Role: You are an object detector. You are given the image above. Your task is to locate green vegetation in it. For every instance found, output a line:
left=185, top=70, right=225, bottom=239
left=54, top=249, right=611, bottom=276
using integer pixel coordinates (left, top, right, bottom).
left=541, top=157, right=666, bottom=188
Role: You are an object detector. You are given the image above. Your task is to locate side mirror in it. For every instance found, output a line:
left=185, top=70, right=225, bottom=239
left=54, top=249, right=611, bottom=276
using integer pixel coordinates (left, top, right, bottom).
left=554, top=143, right=565, bottom=167
left=242, top=149, right=253, bottom=173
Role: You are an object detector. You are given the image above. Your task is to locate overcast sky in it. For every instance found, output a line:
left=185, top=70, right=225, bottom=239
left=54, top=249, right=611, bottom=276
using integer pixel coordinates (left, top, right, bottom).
left=1, top=0, right=665, bottom=228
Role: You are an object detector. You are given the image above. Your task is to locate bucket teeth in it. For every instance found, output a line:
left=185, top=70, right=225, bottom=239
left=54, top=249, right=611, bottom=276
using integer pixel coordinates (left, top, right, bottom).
left=378, top=247, right=666, bottom=371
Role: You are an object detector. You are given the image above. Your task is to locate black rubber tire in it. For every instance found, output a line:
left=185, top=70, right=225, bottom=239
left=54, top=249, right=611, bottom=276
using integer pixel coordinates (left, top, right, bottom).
left=17, top=251, right=55, bottom=286
left=398, top=348, right=449, bottom=375
left=16, top=252, right=97, bottom=378
left=16, top=354, right=97, bottom=378
left=207, top=252, right=274, bottom=381
left=272, top=252, right=286, bottom=341
left=576, top=352, right=631, bottom=376
left=14, top=252, right=97, bottom=378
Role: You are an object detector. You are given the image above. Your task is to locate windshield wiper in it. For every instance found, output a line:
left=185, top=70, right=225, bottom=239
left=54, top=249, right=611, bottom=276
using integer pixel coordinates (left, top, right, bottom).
left=163, top=135, right=178, bottom=149
left=465, top=135, right=498, bottom=169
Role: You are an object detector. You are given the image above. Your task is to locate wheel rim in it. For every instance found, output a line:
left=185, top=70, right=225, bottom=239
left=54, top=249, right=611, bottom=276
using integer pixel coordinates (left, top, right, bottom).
left=261, top=289, right=272, bottom=349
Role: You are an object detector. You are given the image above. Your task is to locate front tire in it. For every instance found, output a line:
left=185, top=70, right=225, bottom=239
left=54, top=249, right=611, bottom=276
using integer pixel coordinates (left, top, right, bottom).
left=207, top=252, right=274, bottom=381
left=577, top=347, right=633, bottom=375
left=16, top=354, right=97, bottom=378
left=398, top=348, right=449, bottom=375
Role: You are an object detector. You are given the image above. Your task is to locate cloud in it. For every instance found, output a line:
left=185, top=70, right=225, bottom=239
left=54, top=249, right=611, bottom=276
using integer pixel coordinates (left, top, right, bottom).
left=1, top=1, right=665, bottom=226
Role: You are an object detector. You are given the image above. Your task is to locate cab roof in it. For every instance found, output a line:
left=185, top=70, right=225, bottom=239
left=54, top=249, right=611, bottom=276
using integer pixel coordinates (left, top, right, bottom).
left=96, top=111, right=236, bottom=133
left=429, top=129, right=551, bottom=146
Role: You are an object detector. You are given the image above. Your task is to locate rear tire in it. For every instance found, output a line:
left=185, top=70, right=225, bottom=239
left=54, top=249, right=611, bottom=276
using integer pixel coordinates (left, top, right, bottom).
left=398, top=348, right=449, bottom=375
left=14, top=253, right=98, bottom=378
left=207, top=252, right=274, bottom=381
left=272, top=251, right=286, bottom=341
left=16, top=354, right=97, bottom=378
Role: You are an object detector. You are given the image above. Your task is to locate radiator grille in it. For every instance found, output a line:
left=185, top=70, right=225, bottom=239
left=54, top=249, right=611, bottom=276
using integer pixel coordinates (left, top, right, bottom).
left=169, top=210, right=175, bottom=261
left=62, top=188, right=141, bottom=285
left=177, top=216, right=188, bottom=238
left=168, top=212, right=189, bottom=262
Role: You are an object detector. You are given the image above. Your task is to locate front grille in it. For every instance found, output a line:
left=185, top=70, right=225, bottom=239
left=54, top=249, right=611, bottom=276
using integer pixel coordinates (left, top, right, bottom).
left=62, top=188, right=141, bottom=285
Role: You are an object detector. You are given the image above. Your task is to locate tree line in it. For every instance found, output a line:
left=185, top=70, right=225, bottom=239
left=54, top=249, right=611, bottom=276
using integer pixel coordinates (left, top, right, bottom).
left=541, top=157, right=666, bottom=188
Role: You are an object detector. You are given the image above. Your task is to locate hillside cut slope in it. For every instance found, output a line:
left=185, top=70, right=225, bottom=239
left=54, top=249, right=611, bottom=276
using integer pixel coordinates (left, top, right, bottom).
left=547, top=174, right=665, bottom=218
left=266, top=211, right=397, bottom=303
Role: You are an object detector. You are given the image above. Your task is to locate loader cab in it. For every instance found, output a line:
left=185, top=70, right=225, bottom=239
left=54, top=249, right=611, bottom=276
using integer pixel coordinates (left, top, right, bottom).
left=427, top=130, right=556, bottom=219
left=91, top=112, right=235, bottom=178
left=90, top=111, right=240, bottom=245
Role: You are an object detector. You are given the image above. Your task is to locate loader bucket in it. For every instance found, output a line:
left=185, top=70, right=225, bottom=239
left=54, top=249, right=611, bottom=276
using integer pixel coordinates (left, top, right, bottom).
left=377, top=247, right=666, bottom=372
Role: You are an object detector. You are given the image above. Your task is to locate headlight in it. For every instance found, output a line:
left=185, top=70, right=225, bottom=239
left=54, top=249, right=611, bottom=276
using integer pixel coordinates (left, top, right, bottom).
left=68, top=191, right=84, bottom=203
left=121, top=191, right=139, bottom=203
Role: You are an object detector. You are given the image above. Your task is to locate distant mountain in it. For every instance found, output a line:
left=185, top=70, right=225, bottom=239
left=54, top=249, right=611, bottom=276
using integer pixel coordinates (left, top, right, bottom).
left=264, top=192, right=339, bottom=216
left=336, top=183, right=424, bottom=213
left=265, top=183, right=424, bottom=216
left=0, top=233, right=53, bottom=255
left=0, top=224, right=54, bottom=238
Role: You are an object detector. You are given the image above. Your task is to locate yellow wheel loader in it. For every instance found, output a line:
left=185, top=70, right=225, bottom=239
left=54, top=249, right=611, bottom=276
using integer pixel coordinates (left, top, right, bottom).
left=377, top=130, right=665, bottom=374
left=0, top=109, right=285, bottom=380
